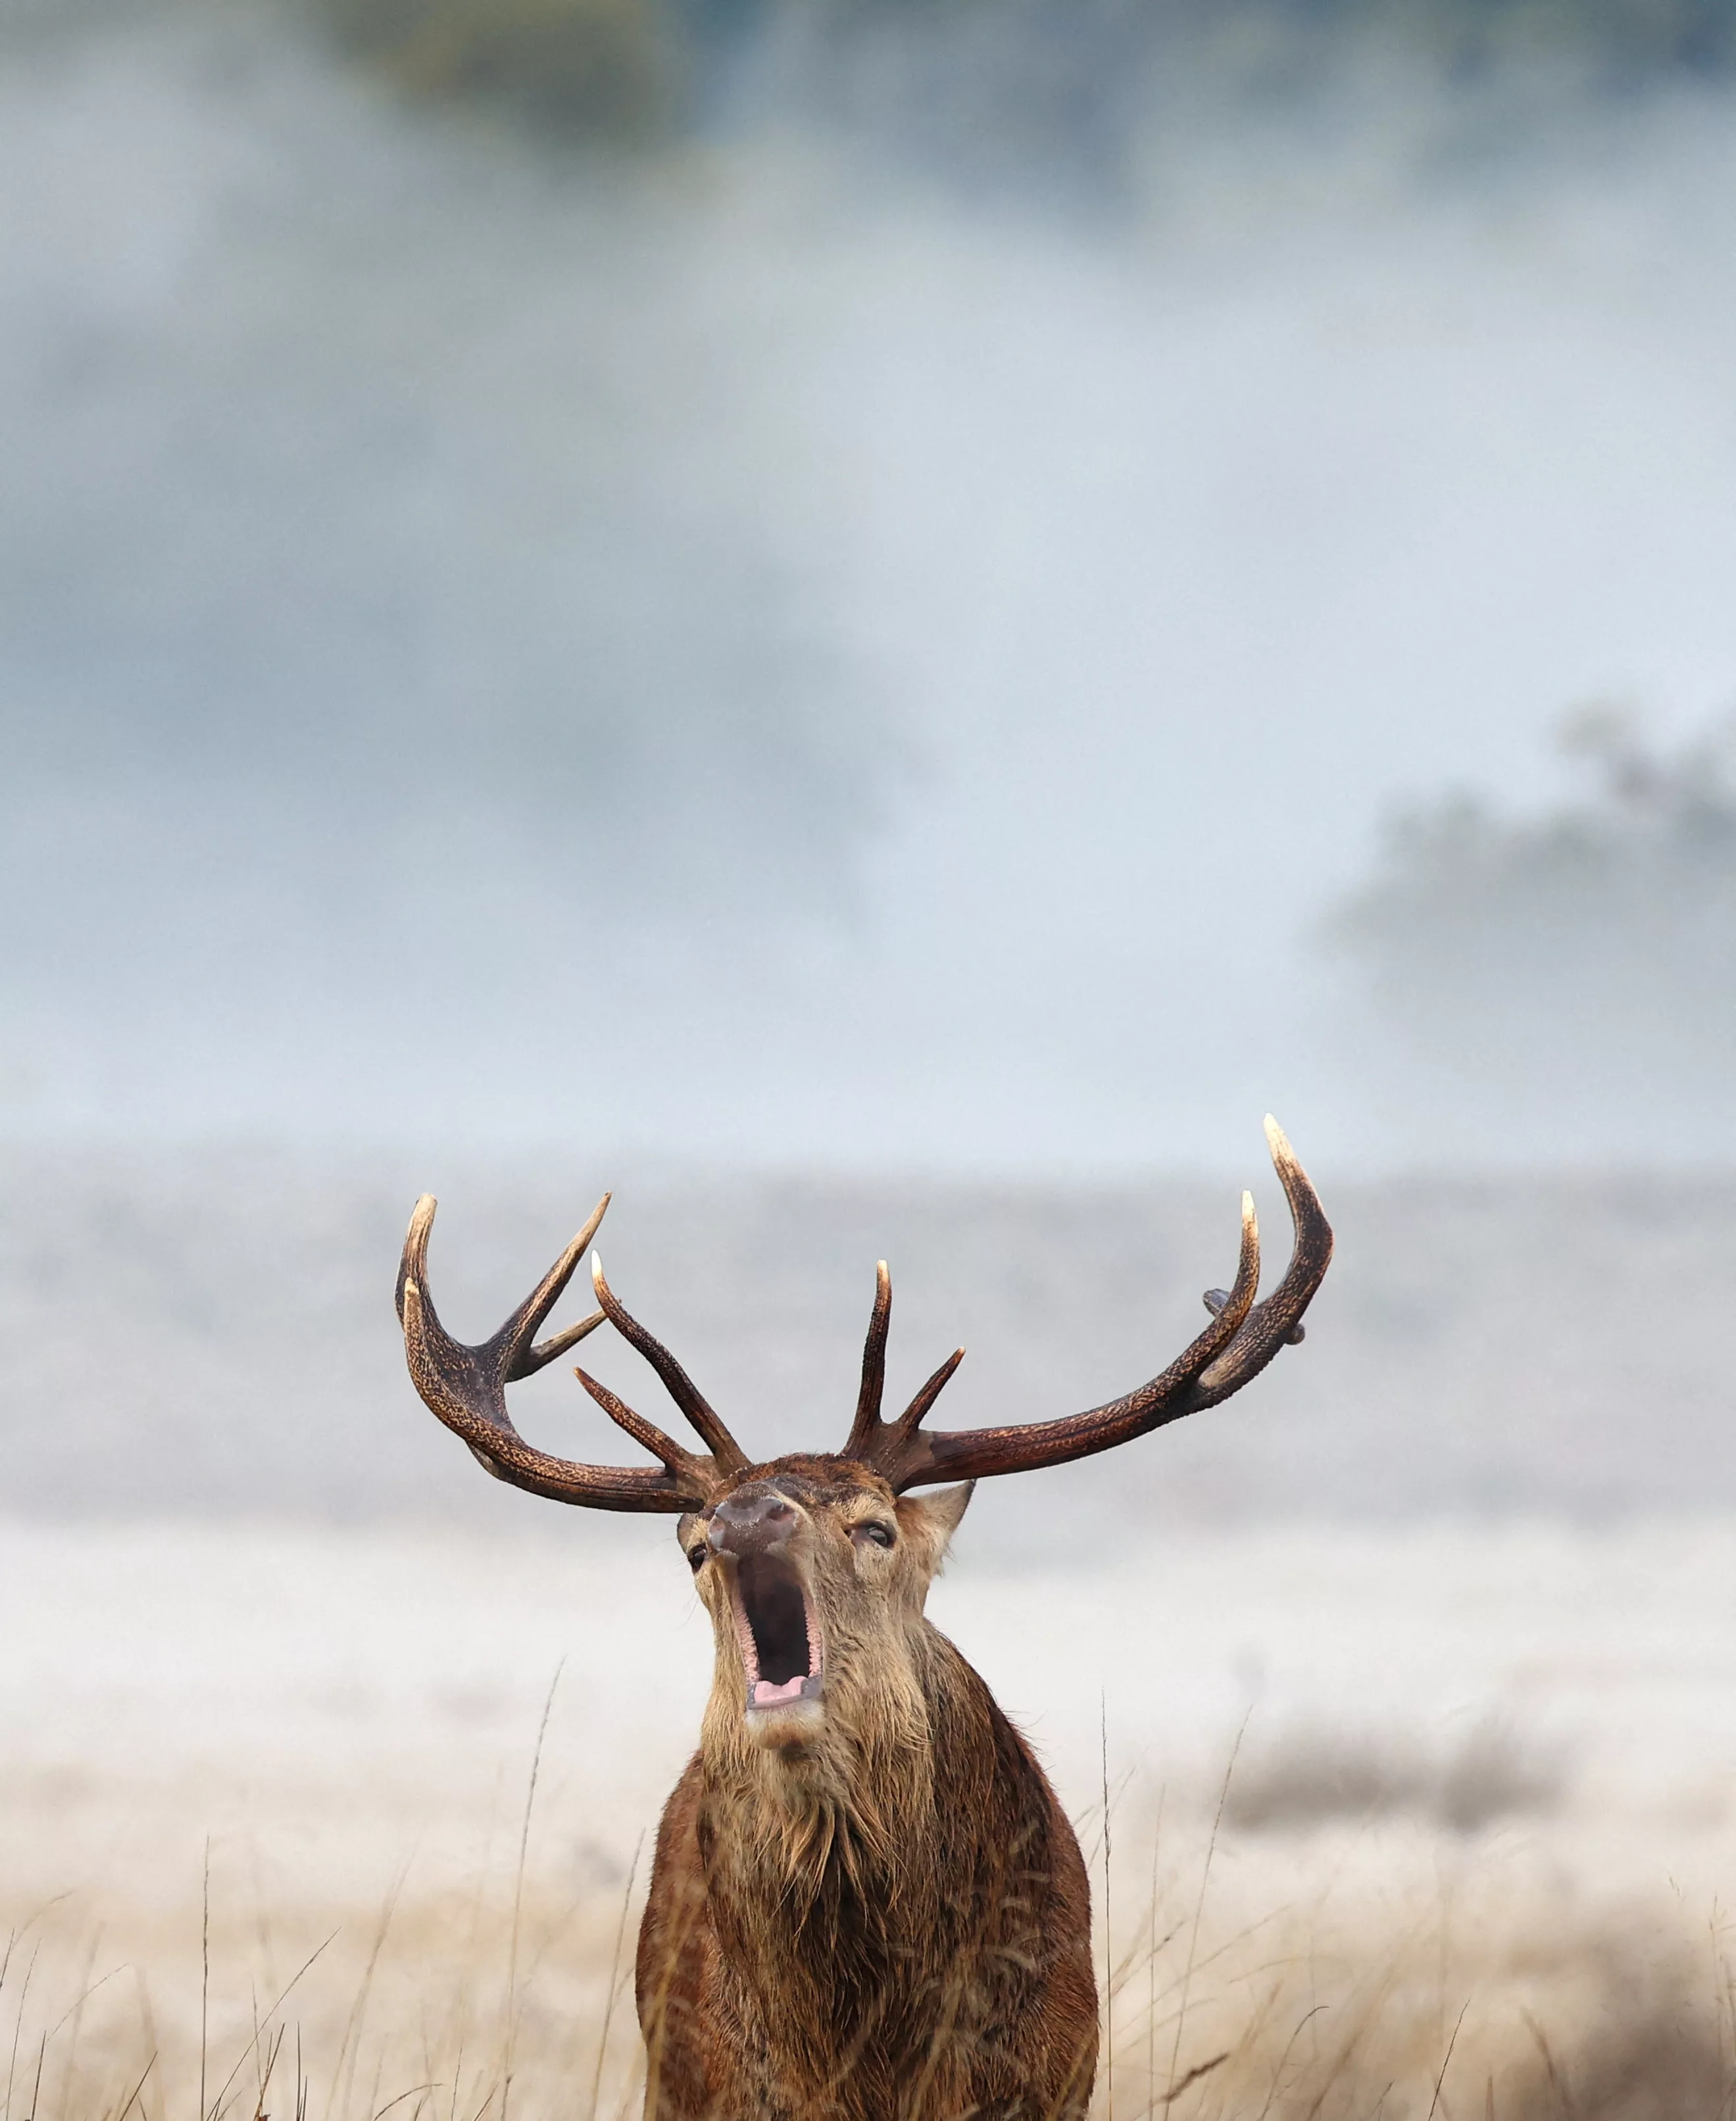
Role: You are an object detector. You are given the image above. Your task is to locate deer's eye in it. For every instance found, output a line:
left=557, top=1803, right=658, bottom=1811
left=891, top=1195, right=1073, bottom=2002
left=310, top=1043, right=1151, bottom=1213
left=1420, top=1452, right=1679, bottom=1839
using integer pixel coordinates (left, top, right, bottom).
left=853, top=1522, right=895, bottom=1550
left=687, top=1546, right=707, bottom=1572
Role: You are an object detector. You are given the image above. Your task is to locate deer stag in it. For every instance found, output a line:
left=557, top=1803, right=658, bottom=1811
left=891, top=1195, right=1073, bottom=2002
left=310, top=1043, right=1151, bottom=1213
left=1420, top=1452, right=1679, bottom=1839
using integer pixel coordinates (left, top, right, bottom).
left=396, top=1117, right=1331, bottom=2121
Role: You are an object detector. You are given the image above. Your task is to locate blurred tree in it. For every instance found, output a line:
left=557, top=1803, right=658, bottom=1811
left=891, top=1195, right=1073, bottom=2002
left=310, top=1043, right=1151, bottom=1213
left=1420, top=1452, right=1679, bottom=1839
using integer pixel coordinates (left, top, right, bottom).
left=1328, top=708, right=1736, bottom=1155
left=314, top=0, right=687, bottom=136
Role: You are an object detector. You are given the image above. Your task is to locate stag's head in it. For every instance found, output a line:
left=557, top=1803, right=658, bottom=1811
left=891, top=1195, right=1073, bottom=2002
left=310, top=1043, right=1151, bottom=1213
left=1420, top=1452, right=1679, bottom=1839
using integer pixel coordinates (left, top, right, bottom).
left=677, top=1456, right=974, bottom=1787
left=396, top=1118, right=1331, bottom=1769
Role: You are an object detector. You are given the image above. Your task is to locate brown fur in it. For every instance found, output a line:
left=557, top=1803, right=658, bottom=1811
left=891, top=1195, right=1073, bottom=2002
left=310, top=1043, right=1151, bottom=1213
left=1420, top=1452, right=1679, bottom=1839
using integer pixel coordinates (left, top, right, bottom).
left=634, top=1454, right=1099, bottom=2121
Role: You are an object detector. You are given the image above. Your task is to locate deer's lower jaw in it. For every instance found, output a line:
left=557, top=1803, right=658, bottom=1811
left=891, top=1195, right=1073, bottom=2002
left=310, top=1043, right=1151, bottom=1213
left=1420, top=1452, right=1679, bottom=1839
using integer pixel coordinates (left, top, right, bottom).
left=728, top=1552, right=825, bottom=1716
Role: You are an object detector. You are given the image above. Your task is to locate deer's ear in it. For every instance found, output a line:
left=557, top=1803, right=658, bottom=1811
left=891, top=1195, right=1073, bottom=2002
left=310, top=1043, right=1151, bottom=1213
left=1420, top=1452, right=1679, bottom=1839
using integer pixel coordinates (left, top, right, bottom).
left=899, top=1482, right=974, bottom=1551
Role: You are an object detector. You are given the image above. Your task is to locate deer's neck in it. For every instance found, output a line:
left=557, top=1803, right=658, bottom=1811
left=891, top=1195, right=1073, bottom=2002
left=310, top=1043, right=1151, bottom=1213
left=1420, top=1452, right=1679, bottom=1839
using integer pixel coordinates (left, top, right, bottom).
left=695, top=1628, right=1028, bottom=2064
left=701, top=1620, right=945, bottom=1908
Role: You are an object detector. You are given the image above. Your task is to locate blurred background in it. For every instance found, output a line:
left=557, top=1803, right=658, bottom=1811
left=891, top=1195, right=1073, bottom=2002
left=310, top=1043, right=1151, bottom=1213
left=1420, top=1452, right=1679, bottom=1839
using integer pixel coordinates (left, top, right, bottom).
left=6, top=1, right=1736, bottom=2112
left=6, top=0, right=1736, bottom=1528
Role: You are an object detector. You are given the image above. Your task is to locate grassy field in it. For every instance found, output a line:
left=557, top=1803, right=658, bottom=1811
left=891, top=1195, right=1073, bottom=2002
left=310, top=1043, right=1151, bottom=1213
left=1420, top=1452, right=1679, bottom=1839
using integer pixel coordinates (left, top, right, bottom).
left=5, top=1517, right=1736, bottom=2118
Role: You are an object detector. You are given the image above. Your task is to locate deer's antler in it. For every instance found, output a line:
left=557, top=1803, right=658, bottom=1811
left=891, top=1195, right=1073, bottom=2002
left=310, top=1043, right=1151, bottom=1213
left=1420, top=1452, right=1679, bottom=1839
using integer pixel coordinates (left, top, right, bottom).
left=397, top=1195, right=728, bottom=1511
left=842, top=1116, right=1331, bottom=1492
left=587, top=1255, right=750, bottom=1476
left=841, top=1261, right=967, bottom=1468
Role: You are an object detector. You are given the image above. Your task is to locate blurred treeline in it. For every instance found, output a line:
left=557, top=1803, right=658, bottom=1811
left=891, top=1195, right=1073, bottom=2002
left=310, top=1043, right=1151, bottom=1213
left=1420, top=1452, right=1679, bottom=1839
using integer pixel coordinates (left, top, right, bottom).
left=310, top=0, right=1736, bottom=143
left=1331, top=709, right=1736, bottom=1152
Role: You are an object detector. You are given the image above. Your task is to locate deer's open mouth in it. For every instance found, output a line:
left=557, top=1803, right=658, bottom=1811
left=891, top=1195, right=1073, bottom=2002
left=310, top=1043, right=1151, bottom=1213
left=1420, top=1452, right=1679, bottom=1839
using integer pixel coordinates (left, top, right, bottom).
left=729, top=1553, right=824, bottom=1712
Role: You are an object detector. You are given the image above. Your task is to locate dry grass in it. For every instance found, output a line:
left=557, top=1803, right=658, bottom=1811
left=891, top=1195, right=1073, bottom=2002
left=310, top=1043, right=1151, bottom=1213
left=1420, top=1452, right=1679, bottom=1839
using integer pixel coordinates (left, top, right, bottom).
left=0, top=1860, right=651, bottom=2121
left=6, top=1518, right=1736, bottom=2119
left=4, top=1804, right=1733, bottom=2121
left=1091, top=1849, right=1734, bottom=2120
left=1218, top=1717, right=1566, bottom=1837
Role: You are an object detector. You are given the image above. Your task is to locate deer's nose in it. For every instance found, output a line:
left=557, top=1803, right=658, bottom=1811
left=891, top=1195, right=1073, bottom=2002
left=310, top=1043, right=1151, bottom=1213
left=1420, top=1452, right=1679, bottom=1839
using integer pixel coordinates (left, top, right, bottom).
left=708, top=1487, right=797, bottom=1557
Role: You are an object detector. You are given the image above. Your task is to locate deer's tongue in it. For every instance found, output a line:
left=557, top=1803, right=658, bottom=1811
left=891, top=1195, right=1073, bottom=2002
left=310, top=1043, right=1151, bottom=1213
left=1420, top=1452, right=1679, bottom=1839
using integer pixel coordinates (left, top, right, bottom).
left=751, top=1675, right=807, bottom=1707
left=750, top=1674, right=824, bottom=1709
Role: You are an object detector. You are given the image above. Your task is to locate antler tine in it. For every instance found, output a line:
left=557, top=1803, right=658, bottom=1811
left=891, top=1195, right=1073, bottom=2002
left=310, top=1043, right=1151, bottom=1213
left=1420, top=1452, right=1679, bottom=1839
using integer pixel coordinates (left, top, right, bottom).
left=858, top=1119, right=1329, bottom=1491
left=395, top=1192, right=610, bottom=1376
left=842, top=1262, right=893, bottom=1460
left=837, top=1257, right=969, bottom=1472
left=1191, top=1116, right=1333, bottom=1409
left=502, top=1192, right=612, bottom=1378
left=397, top=1197, right=718, bottom=1513
left=574, top=1366, right=713, bottom=1484
left=589, top=1255, right=751, bottom=1474
left=891, top=1346, right=966, bottom=1437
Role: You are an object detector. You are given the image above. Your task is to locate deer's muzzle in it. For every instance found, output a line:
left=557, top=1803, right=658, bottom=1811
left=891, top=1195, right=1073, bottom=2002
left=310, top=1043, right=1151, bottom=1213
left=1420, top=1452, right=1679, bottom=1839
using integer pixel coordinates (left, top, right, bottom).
left=708, top=1487, right=797, bottom=1557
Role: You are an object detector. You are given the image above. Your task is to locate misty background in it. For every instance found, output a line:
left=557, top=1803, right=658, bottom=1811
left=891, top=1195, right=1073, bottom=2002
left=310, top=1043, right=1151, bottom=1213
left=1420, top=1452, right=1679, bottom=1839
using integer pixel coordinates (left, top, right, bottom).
left=6, top=0, right=1736, bottom=1534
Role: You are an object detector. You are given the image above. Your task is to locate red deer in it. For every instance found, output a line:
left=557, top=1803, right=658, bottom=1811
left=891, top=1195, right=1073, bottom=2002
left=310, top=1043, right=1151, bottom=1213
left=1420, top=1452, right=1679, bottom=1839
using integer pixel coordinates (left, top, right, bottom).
left=396, top=1118, right=1331, bottom=2120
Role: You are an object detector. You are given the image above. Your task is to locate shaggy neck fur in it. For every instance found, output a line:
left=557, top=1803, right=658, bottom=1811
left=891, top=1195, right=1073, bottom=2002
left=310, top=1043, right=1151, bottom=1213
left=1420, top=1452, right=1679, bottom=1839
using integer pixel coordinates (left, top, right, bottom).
left=697, top=1620, right=1001, bottom=2095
